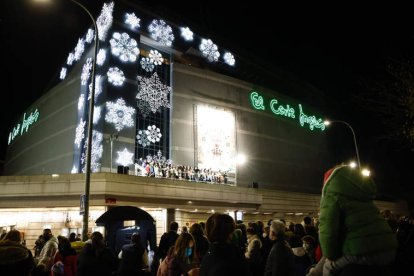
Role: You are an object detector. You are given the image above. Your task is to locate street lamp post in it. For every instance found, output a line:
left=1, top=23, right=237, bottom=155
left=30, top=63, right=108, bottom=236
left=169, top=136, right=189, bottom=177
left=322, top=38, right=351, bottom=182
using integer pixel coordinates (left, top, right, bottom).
left=324, top=120, right=361, bottom=168
left=68, top=0, right=99, bottom=241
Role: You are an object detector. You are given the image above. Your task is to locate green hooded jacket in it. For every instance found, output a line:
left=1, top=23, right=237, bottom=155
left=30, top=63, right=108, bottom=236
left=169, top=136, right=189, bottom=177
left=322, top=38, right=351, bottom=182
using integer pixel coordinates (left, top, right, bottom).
left=319, top=166, right=397, bottom=260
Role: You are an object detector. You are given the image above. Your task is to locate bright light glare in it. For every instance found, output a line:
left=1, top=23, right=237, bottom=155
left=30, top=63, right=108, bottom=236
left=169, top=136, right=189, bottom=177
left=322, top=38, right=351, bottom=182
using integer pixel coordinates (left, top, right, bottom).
left=323, top=120, right=331, bottom=126
left=361, top=169, right=371, bottom=177
left=236, top=154, right=247, bottom=165
left=349, top=162, right=357, bottom=168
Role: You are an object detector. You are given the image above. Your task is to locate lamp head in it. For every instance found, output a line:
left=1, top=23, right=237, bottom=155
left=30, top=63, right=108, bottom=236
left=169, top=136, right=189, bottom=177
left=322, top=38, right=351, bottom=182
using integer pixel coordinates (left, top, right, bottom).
left=323, top=120, right=331, bottom=126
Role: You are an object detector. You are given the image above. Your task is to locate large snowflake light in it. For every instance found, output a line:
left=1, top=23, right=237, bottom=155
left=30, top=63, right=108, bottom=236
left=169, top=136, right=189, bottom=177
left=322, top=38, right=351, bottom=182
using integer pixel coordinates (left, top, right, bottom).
left=116, top=148, right=134, bottom=167
left=137, top=72, right=171, bottom=113
left=105, top=98, right=135, bottom=131
left=148, top=19, right=174, bottom=47
left=140, top=57, right=155, bottom=72
left=81, top=130, right=103, bottom=172
left=88, top=75, right=103, bottom=102
left=110, top=32, right=139, bottom=62
left=125, top=12, right=140, bottom=29
left=137, top=130, right=150, bottom=147
left=148, top=50, right=163, bottom=65
left=199, top=39, right=220, bottom=62
left=81, top=58, right=92, bottom=85
left=107, top=67, right=125, bottom=86
left=60, top=67, right=67, bottom=80
left=74, top=38, right=85, bottom=61
left=180, top=27, right=193, bottom=41
left=78, top=94, right=85, bottom=111
left=85, top=28, right=94, bottom=43
left=67, top=53, right=75, bottom=65
left=223, top=52, right=236, bottom=66
left=97, top=49, right=106, bottom=66
left=74, top=118, right=86, bottom=148
left=146, top=125, right=162, bottom=143
left=96, top=2, right=114, bottom=41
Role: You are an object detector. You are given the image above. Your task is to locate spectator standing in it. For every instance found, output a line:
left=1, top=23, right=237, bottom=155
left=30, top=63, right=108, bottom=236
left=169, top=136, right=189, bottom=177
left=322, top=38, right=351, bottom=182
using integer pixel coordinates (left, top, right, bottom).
left=167, top=232, right=199, bottom=276
left=52, top=237, right=77, bottom=276
left=117, top=232, right=148, bottom=276
left=189, top=223, right=209, bottom=263
left=245, top=227, right=263, bottom=276
left=159, top=222, right=179, bottom=260
left=35, top=229, right=58, bottom=276
left=0, top=229, right=35, bottom=276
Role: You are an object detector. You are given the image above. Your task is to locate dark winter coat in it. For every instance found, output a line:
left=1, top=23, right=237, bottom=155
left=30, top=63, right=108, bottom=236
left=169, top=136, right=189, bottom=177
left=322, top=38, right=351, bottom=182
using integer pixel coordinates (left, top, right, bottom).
left=200, top=242, right=250, bottom=276
left=117, top=243, right=145, bottom=276
left=77, top=243, right=117, bottom=276
left=264, top=238, right=295, bottom=276
left=319, top=166, right=398, bottom=260
left=158, top=231, right=179, bottom=260
left=0, top=240, right=35, bottom=276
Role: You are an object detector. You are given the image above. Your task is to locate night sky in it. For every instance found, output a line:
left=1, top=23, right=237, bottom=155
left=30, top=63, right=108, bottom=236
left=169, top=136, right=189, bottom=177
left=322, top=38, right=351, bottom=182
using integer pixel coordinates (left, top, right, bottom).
left=1, top=1, right=413, bottom=200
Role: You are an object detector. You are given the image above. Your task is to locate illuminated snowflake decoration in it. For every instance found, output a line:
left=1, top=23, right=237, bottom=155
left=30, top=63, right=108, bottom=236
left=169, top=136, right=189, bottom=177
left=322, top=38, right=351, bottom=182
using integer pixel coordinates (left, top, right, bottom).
left=110, top=32, right=139, bottom=62
left=60, top=67, right=67, bottom=80
left=223, top=52, right=236, bottom=66
left=146, top=125, right=162, bottom=143
left=137, top=72, right=171, bottom=113
left=105, top=98, right=135, bottom=131
left=85, top=28, right=94, bottom=43
left=125, top=12, right=140, bottom=29
left=88, top=75, right=103, bottom=102
left=148, top=19, right=174, bottom=47
left=78, top=94, right=85, bottom=111
left=107, top=67, right=125, bottom=86
left=74, top=118, right=86, bottom=149
left=180, top=27, right=193, bottom=41
left=199, top=39, right=220, bottom=62
left=67, top=53, right=75, bottom=65
left=116, top=148, right=134, bottom=167
left=81, top=58, right=93, bottom=85
left=149, top=50, right=163, bottom=65
left=93, top=105, right=101, bottom=125
left=81, top=130, right=103, bottom=173
left=97, top=49, right=106, bottom=66
left=71, top=166, right=77, bottom=174
left=96, top=2, right=114, bottom=41
left=74, top=38, right=85, bottom=61
left=137, top=130, right=151, bottom=147
left=140, top=57, right=155, bottom=72
left=146, top=150, right=171, bottom=165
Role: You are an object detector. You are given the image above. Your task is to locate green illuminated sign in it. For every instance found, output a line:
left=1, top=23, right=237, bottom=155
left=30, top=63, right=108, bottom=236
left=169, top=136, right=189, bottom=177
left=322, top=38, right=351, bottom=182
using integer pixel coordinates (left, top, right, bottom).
left=250, top=91, right=325, bottom=131
left=8, top=109, right=40, bottom=145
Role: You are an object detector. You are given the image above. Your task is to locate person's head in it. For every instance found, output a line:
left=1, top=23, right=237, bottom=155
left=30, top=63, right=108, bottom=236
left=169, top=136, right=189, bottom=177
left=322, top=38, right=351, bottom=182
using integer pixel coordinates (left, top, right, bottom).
left=269, top=220, right=285, bottom=241
left=182, top=226, right=188, bottom=233
left=91, top=231, right=104, bottom=248
left=303, top=216, right=312, bottom=225
left=58, top=237, right=72, bottom=253
left=4, top=230, right=21, bottom=242
left=205, top=213, right=235, bottom=243
left=293, top=223, right=306, bottom=238
left=170, top=221, right=179, bottom=232
left=246, top=227, right=256, bottom=239
left=43, top=229, right=52, bottom=241
left=131, top=232, right=141, bottom=244
left=69, top=232, right=77, bottom=242
left=173, top=232, right=195, bottom=261
left=302, top=235, right=316, bottom=251
left=288, top=234, right=303, bottom=248
left=189, top=223, right=204, bottom=237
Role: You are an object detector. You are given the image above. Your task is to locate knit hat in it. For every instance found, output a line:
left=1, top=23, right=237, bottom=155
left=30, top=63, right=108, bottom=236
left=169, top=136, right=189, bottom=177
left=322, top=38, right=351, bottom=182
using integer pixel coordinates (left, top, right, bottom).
left=51, top=261, right=64, bottom=275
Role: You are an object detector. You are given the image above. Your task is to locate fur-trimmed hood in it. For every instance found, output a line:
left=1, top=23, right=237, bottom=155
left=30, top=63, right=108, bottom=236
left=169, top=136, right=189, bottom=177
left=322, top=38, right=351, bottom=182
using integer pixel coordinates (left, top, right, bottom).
left=0, top=240, right=30, bottom=265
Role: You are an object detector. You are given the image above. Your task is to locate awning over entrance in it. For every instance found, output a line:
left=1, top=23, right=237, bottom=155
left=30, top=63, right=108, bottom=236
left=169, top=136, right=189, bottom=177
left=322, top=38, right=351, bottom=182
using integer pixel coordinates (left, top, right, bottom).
left=95, top=206, right=155, bottom=225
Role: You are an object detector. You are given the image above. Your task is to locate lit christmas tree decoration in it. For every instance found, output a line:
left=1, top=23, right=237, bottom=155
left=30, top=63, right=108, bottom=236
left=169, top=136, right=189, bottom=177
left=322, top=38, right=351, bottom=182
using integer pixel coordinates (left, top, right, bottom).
left=105, top=98, right=135, bottom=131
left=96, top=2, right=114, bottom=41
left=81, top=58, right=92, bottom=85
left=125, top=12, right=141, bottom=29
left=116, top=148, right=134, bottom=167
left=81, top=130, right=103, bottom=172
left=140, top=57, right=155, bottom=72
left=78, top=94, right=85, bottom=111
left=96, top=49, right=106, bottom=66
left=199, top=38, right=220, bottom=62
left=110, top=32, right=139, bottom=62
left=180, top=27, right=193, bottom=41
left=74, top=38, right=85, bottom=61
left=74, top=118, right=86, bottom=149
left=93, top=105, right=101, bottom=124
left=67, top=53, right=75, bottom=65
left=137, top=72, right=171, bottom=113
left=223, top=52, right=236, bottom=66
left=137, top=130, right=151, bottom=147
left=107, top=67, right=125, bottom=86
left=60, top=67, right=67, bottom=80
left=88, top=75, right=102, bottom=102
left=149, top=49, right=163, bottom=65
left=146, top=125, right=162, bottom=143
left=85, top=28, right=94, bottom=43
left=148, top=19, right=174, bottom=46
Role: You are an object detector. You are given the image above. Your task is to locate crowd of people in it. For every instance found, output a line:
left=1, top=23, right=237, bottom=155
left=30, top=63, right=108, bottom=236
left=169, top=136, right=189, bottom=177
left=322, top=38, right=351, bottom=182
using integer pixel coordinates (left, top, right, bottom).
left=0, top=165, right=413, bottom=275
